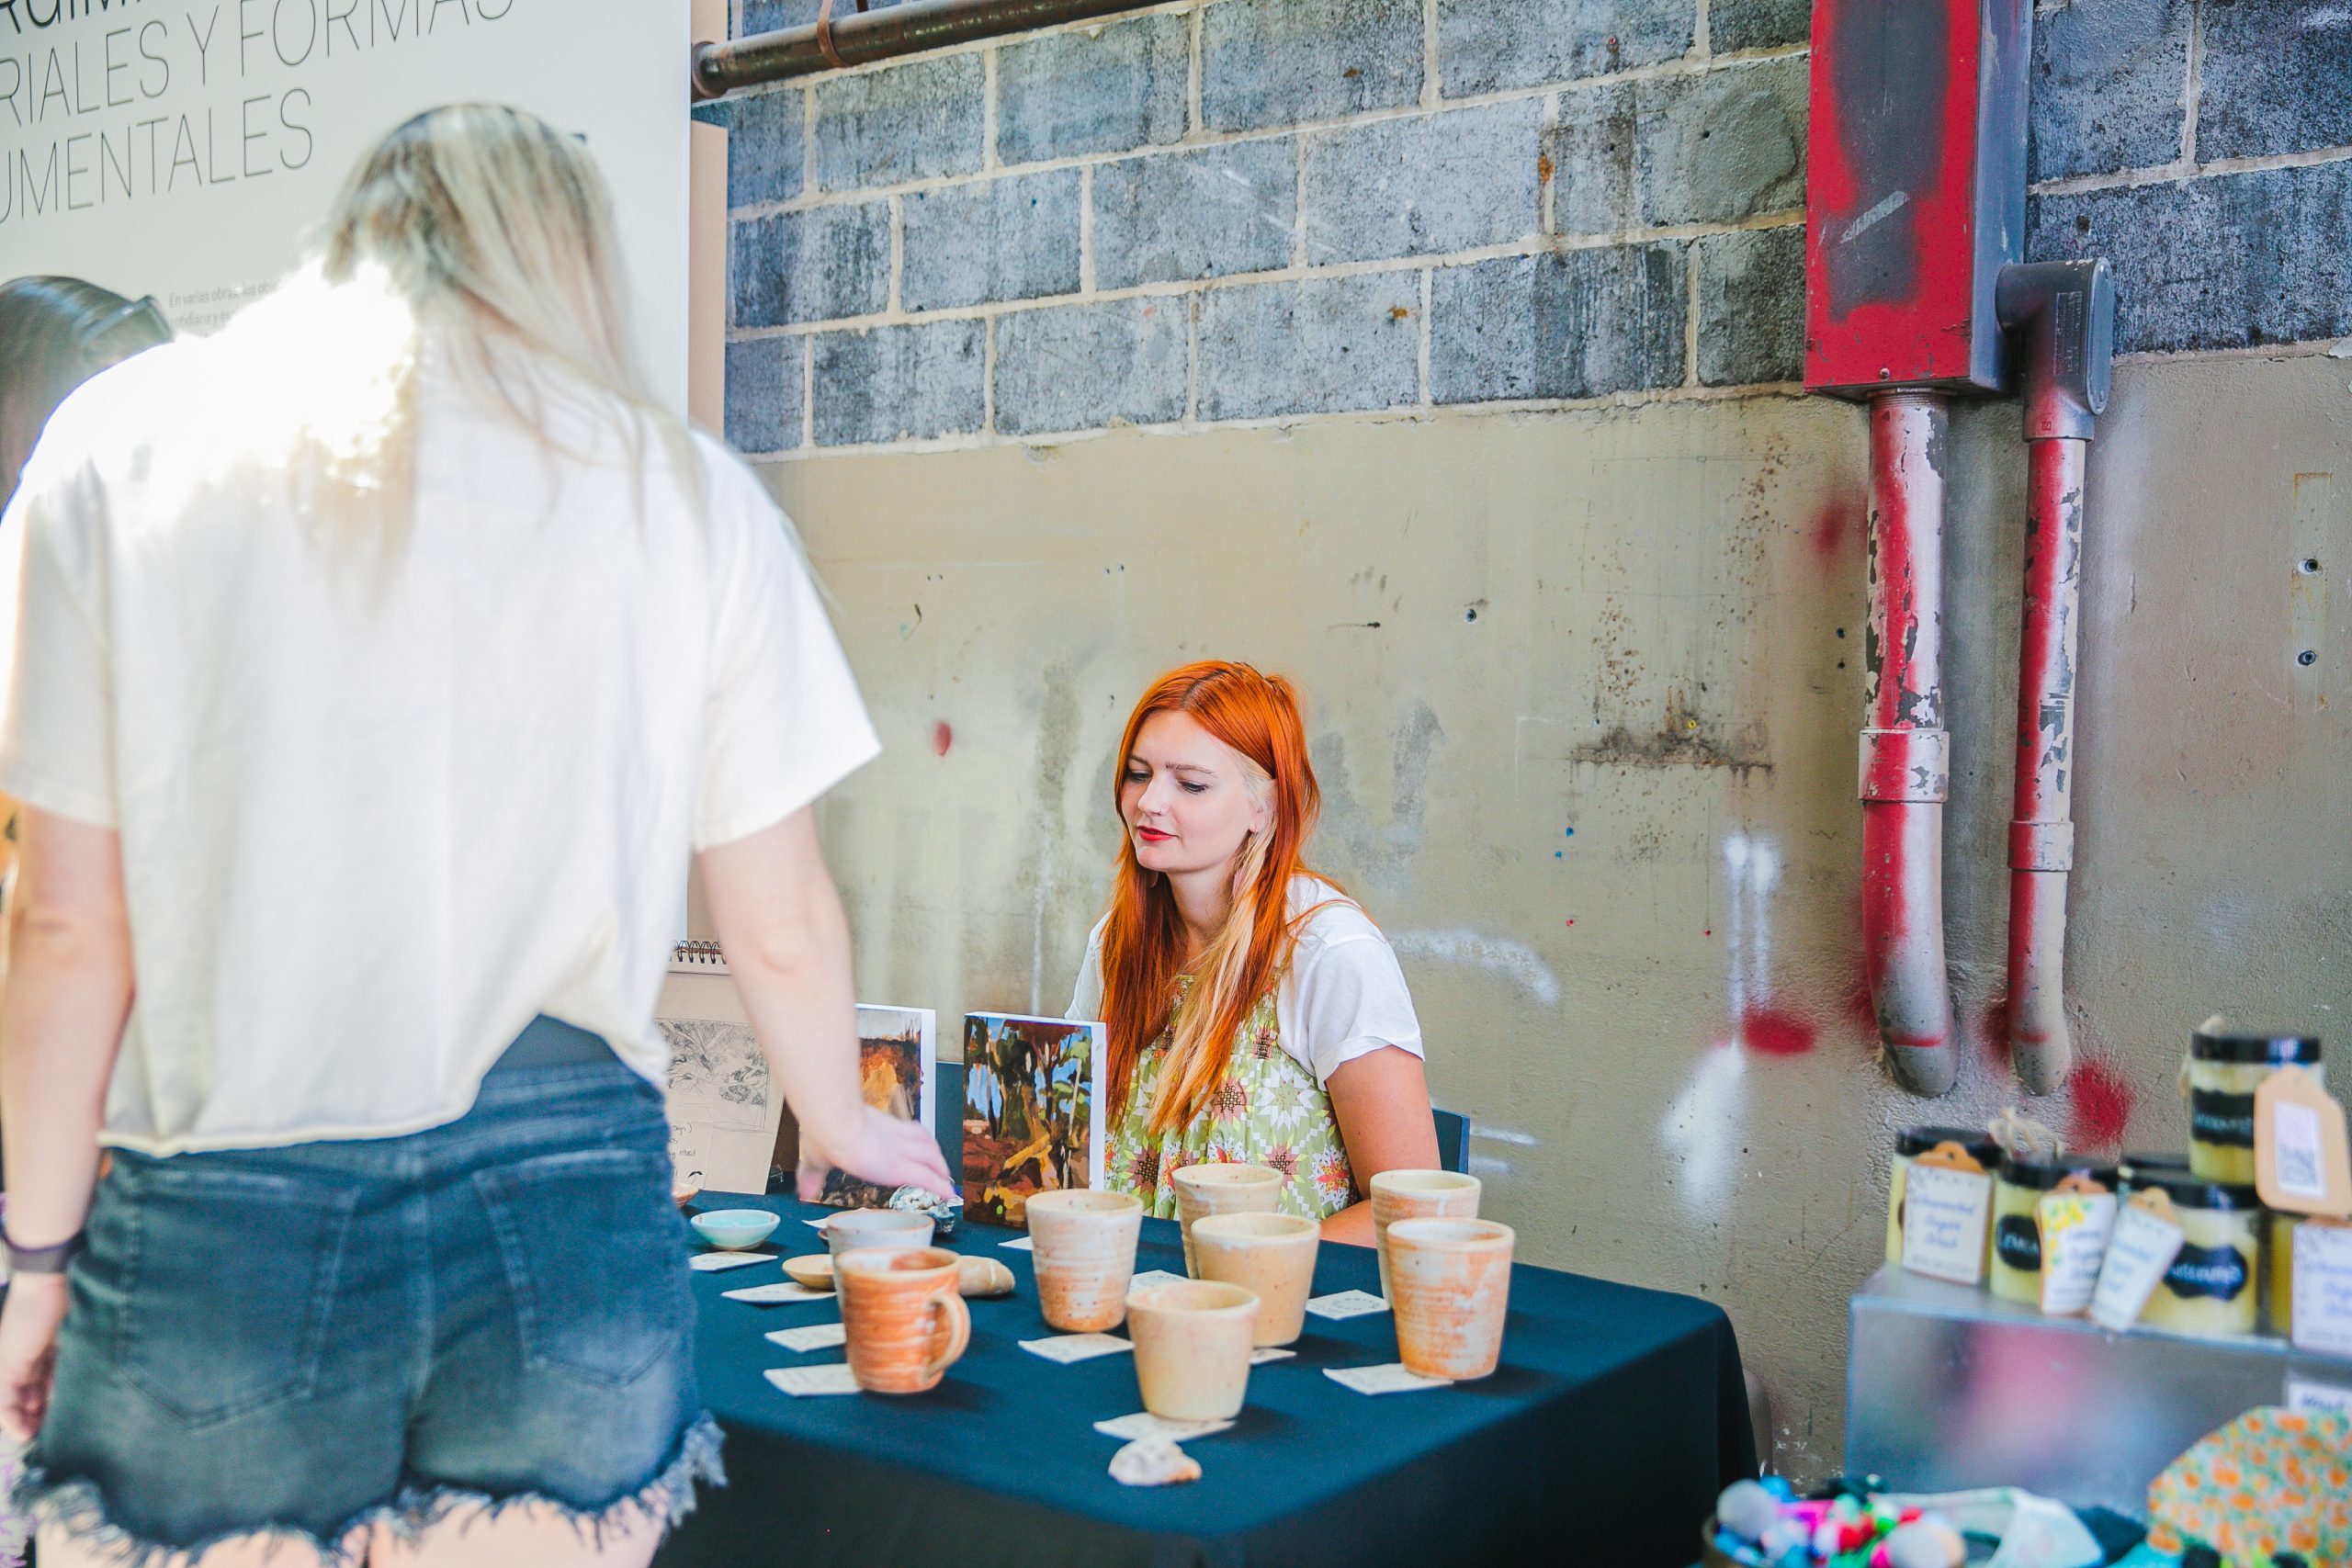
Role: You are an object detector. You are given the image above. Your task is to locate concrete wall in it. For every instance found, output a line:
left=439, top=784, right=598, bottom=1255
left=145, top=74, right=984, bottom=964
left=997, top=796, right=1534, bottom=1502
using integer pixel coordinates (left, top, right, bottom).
left=706, top=0, right=2352, bottom=1477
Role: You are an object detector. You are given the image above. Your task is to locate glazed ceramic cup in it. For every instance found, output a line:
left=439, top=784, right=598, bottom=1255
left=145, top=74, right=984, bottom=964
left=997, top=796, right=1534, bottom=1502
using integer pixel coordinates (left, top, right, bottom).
left=1170, top=1164, right=1285, bottom=1276
left=1385, top=1217, right=1513, bottom=1381
left=823, top=1208, right=933, bottom=1260
left=836, top=1246, right=971, bottom=1394
left=1190, top=1212, right=1319, bottom=1347
left=1025, top=1189, right=1145, bottom=1332
left=1368, top=1169, right=1482, bottom=1300
left=1126, top=1280, right=1260, bottom=1421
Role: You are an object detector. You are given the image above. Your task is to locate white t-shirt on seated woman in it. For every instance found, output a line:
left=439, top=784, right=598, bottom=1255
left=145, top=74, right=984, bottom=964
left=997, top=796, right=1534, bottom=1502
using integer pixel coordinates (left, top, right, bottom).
left=1069, top=875, right=1425, bottom=1089
left=0, top=340, right=880, bottom=1156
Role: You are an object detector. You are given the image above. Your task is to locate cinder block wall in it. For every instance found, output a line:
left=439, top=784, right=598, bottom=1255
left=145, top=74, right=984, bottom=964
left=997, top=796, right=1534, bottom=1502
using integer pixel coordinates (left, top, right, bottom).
left=702, top=0, right=2352, bottom=1479
left=702, top=0, right=2352, bottom=454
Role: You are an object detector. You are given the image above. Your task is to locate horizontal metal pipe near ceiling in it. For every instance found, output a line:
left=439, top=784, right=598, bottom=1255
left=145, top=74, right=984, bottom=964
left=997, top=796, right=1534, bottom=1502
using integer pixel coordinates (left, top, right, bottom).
left=693, top=0, right=1159, bottom=97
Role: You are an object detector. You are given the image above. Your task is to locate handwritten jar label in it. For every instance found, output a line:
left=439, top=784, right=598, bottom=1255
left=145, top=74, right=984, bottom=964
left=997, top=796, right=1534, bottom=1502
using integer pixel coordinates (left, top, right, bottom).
left=2037, top=1191, right=2117, bottom=1315
left=2089, top=1201, right=2187, bottom=1331
left=1902, top=1164, right=1994, bottom=1286
left=2291, top=1221, right=2352, bottom=1358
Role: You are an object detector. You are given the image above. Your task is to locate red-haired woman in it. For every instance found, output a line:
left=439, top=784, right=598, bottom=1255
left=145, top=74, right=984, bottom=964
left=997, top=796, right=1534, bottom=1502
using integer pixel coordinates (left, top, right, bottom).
left=1069, top=661, right=1438, bottom=1245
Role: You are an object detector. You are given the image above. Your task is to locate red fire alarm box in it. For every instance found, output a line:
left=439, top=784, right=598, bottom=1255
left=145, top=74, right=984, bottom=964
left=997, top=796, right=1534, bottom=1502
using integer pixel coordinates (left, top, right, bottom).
left=1805, top=0, right=2031, bottom=399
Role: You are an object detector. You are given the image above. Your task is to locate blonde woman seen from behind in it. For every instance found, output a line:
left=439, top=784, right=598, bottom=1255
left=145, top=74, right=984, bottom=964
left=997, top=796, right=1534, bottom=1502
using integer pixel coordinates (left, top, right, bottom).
left=1071, top=661, right=1439, bottom=1245
left=0, top=106, right=949, bottom=1568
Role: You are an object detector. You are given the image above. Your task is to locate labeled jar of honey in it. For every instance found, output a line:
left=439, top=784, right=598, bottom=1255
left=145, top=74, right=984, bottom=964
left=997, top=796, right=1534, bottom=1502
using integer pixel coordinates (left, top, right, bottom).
left=2128, top=1169, right=2264, bottom=1340
left=2188, top=1022, right=2322, bottom=1184
left=1886, top=1125, right=2005, bottom=1269
left=1989, top=1155, right=2118, bottom=1306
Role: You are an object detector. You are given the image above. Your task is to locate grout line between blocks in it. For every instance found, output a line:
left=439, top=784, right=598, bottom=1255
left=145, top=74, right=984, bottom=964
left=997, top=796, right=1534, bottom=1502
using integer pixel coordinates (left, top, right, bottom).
left=1184, top=292, right=1200, bottom=424
left=888, top=194, right=904, bottom=313
left=800, top=335, right=815, bottom=450
left=983, top=48, right=1001, bottom=171
left=1079, top=164, right=1096, bottom=295
left=1420, top=0, right=1439, bottom=108
left=1682, top=243, right=1701, bottom=388
left=2181, top=0, right=2204, bottom=169
left=982, top=315, right=998, bottom=434
left=1417, top=268, right=1433, bottom=407
left=1187, top=3, right=1204, bottom=139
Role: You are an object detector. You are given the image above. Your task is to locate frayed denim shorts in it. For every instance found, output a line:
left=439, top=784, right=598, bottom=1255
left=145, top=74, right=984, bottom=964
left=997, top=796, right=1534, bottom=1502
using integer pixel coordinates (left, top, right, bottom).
left=17, top=1019, right=723, bottom=1562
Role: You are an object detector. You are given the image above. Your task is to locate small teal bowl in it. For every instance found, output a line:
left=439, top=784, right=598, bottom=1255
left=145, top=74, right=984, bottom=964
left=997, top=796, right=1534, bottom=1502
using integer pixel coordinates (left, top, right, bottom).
left=690, top=1210, right=781, bottom=1251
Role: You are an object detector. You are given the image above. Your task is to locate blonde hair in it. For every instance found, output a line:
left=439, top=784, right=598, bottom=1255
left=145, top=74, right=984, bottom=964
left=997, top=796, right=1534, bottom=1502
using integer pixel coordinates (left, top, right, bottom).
left=215, top=103, right=693, bottom=528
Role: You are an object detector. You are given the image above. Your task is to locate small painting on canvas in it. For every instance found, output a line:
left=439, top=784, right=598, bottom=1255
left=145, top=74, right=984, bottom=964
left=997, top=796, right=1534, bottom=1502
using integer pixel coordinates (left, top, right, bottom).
left=809, top=1006, right=939, bottom=1209
left=961, top=1012, right=1107, bottom=1228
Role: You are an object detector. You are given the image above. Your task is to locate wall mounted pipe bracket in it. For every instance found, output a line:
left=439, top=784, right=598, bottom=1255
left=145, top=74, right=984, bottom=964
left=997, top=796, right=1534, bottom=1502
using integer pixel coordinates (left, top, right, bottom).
left=1994, top=257, right=2116, bottom=1095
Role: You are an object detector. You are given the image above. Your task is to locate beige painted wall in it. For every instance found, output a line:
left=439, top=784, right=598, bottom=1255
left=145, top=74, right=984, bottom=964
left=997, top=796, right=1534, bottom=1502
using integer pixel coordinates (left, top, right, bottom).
left=754, top=350, right=2351, bottom=1478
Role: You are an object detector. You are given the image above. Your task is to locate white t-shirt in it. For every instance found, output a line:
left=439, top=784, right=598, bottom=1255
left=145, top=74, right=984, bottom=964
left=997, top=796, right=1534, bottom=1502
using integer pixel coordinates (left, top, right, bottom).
left=0, top=340, right=879, bottom=1156
left=1067, top=876, right=1425, bottom=1086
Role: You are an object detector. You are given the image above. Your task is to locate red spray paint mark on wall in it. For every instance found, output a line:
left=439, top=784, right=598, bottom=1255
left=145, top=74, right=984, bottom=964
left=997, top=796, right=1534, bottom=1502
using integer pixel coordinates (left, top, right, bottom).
left=1810, top=501, right=1861, bottom=564
left=933, top=721, right=954, bottom=757
left=2067, top=1055, right=2135, bottom=1154
left=1977, top=996, right=2015, bottom=1066
left=1740, top=1006, right=1817, bottom=1057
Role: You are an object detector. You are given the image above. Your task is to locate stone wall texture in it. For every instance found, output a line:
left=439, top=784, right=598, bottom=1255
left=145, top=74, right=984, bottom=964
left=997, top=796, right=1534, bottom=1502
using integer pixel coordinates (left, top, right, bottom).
left=703, top=0, right=2352, bottom=453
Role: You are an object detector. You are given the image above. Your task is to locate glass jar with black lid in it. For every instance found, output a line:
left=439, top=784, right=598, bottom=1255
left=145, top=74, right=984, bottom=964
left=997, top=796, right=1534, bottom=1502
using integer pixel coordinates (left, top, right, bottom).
left=1988, top=1154, right=2119, bottom=1305
left=1886, top=1126, right=2005, bottom=1269
left=2120, top=1167, right=2264, bottom=1340
left=2188, top=1022, right=2322, bottom=1185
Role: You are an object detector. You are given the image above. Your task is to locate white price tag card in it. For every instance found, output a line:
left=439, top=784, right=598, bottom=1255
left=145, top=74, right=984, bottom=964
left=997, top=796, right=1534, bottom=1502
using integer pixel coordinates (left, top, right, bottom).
left=722, top=1281, right=834, bottom=1305
left=2037, top=1191, right=2118, bottom=1315
left=764, top=1364, right=860, bottom=1396
left=1000, top=1236, right=1035, bottom=1251
left=1092, top=1412, right=1235, bottom=1441
left=1127, top=1270, right=1188, bottom=1293
left=766, top=1363, right=860, bottom=1401
left=1324, top=1363, right=1451, bottom=1395
left=1019, top=1333, right=1133, bottom=1364
left=2291, top=1219, right=2352, bottom=1358
left=687, top=1251, right=774, bottom=1272
left=1304, top=1290, right=1390, bottom=1320
left=2286, top=1375, right=2352, bottom=1416
left=2088, top=1201, right=2187, bottom=1332
left=764, top=1322, right=848, bottom=1353
left=1250, top=1347, right=1298, bottom=1365
left=1901, top=1164, right=1994, bottom=1285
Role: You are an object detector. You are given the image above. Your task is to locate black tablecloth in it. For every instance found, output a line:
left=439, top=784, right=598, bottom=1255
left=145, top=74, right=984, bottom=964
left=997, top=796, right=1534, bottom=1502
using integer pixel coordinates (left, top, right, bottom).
left=656, top=1194, right=1753, bottom=1568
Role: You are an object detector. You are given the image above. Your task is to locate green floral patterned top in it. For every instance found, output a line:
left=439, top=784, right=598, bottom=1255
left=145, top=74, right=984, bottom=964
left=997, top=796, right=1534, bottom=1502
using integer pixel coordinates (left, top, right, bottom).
left=1103, top=985, right=1357, bottom=1221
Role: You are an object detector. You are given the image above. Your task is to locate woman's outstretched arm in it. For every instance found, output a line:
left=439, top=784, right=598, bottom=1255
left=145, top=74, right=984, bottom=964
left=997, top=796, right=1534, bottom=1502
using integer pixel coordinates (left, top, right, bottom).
left=698, top=807, right=953, bottom=1200
left=1322, top=1045, right=1441, bottom=1246
left=0, top=807, right=135, bottom=1440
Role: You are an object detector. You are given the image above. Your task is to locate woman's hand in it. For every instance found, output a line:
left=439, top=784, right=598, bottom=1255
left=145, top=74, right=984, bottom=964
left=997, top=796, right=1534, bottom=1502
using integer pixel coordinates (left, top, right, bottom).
left=0, top=1273, right=69, bottom=1442
left=798, top=1104, right=956, bottom=1201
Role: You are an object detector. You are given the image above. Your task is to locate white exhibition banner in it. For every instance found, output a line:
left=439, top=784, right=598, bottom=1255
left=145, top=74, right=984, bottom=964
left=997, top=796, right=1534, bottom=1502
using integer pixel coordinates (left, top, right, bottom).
left=0, top=0, right=690, bottom=406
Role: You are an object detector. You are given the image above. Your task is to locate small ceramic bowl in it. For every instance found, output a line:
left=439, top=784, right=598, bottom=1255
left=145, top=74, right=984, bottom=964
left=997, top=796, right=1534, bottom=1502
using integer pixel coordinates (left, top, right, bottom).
left=690, top=1209, right=781, bottom=1251
left=781, top=1254, right=837, bottom=1291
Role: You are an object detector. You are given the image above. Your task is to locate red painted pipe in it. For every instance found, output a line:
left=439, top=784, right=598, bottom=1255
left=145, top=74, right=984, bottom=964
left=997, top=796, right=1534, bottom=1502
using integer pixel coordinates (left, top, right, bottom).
left=2006, top=436, right=2086, bottom=1092
left=1860, top=392, right=1956, bottom=1096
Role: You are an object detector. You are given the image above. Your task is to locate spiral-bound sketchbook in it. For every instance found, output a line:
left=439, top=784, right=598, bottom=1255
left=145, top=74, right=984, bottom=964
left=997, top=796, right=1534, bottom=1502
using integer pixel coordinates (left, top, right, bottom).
left=658, top=942, right=781, bottom=1196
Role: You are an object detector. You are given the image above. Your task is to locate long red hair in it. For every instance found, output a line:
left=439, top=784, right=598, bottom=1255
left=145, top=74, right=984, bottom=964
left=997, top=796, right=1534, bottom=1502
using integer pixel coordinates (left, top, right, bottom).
left=1099, top=660, right=1335, bottom=1133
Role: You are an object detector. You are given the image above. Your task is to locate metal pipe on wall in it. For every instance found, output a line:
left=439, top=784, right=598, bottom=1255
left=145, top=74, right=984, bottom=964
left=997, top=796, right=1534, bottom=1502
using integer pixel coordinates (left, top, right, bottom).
left=1996, top=259, right=2115, bottom=1094
left=692, top=0, right=1151, bottom=96
left=2004, top=436, right=2086, bottom=1091
left=1860, top=391, right=1957, bottom=1098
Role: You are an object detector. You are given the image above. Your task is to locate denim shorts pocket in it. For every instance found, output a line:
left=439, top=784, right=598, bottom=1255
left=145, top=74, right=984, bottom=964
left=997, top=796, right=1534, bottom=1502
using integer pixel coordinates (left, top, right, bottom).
left=112, top=1165, right=359, bottom=1428
left=474, top=1146, right=689, bottom=1390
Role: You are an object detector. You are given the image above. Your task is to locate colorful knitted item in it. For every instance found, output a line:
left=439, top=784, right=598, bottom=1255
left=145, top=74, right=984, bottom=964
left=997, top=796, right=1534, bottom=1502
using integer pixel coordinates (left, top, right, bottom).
left=2144, top=1406, right=2352, bottom=1566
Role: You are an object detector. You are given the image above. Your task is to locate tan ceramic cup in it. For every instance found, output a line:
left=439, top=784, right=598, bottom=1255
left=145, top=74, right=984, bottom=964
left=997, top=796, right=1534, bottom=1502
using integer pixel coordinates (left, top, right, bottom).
left=1126, top=1280, right=1260, bottom=1421
left=1368, top=1169, right=1482, bottom=1300
left=1171, top=1163, right=1285, bottom=1276
left=835, top=1247, right=972, bottom=1394
left=1386, top=1217, right=1513, bottom=1381
left=1025, top=1189, right=1145, bottom=1332
left=1190, top=1212, right=1319, bottom=1347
